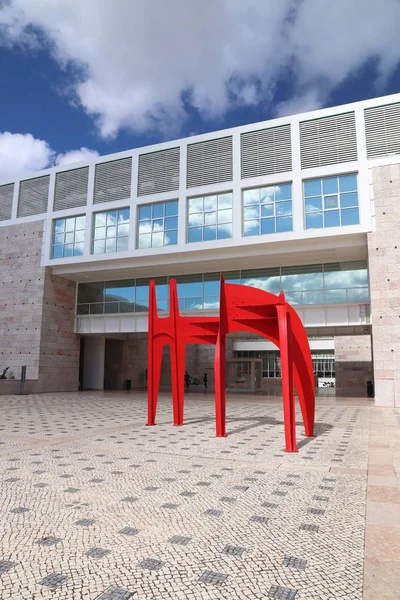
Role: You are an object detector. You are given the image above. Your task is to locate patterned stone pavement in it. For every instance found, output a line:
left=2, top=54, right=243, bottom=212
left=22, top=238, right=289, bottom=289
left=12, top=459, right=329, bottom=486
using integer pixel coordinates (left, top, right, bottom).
left=0, top=391, right=398, bottom=599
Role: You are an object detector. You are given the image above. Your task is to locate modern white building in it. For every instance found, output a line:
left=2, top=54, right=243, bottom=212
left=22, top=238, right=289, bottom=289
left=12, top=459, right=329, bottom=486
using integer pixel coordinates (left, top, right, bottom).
left=1, top=93, right=399, bottom=405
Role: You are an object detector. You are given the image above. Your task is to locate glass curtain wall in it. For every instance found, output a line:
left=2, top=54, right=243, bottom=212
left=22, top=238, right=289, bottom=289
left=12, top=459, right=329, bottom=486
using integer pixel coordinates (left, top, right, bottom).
left=76, top=261, right=369, bottom=315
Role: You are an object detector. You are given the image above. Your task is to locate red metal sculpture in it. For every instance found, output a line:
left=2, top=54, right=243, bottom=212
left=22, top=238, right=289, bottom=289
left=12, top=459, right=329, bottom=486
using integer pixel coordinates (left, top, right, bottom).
left=147, top=276, right=315, bottom=452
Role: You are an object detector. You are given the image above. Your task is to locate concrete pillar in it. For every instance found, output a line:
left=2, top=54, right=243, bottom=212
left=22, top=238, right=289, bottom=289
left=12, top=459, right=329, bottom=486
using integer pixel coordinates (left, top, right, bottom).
left=368, top=164, right=400, bottom=407
left=83, top=336, right=105, bottom=390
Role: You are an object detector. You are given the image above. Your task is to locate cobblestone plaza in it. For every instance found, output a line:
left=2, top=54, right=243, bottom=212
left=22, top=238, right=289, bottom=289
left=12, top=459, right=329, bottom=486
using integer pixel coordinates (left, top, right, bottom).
left=0, top=392, right=399, bottom=599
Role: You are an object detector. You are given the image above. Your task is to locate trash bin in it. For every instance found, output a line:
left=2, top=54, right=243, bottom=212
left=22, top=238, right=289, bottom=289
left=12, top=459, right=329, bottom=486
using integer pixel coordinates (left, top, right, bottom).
left=367, top=380, right=374, bottom=398
left=126, top=379, right=132, bottom=391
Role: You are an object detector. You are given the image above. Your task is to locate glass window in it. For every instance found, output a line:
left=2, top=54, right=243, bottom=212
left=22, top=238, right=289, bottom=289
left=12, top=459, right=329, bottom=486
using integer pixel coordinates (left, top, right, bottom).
left=75, top=260, right=370, bottom=317
left=243, top=184, right=293, bottom=237
left=137, top=200, right=178, bottom=249
left=137, top=200, right=178, bottom=248
left=92, top=207, right=130, bottom=254
left=241, top=268, right=281, bottom=294
left=187, top=192, right=233, bottom=243
left=304, top=174, right=359, bottom=230
left=52, top=215, right=86, bottom=259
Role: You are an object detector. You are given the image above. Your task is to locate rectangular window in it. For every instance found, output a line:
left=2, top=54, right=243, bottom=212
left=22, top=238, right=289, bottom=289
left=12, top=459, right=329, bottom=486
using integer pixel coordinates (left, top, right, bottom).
left=52, top=215, right=85, bottom=259
left=187, top=192, right=233, bottom=243
left=137, top=200, right=178, bottom=249
left=92, top=207, right=130, bottom=254
left=243, top=183, right=293, bottom=237
left=304, top=174, right=359, bottom=230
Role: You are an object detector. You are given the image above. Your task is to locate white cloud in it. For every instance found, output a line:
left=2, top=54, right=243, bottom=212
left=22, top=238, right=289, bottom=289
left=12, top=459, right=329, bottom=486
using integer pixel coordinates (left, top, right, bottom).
left=3, top=0, right=400, bottom=139
left=0, top=132, right=99, bottom=184
left=0, top=131, right=53, bottom=182
left=56, top=147, right=99, bottom=167
left=1, top=1, right=400, bottom=139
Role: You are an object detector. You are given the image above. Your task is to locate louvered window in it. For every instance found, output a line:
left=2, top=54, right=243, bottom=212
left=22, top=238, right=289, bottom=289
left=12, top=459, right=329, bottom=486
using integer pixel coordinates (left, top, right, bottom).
left=0, top=183, right=14, bottom=221
left=241, top=125, right=292, bottom=178
left=54, top=167, right=89, bottom=211
left=138, top=148, right=179, bottom=196
left=365, top=102, right=400, bottom=159
left=94, top=157, right=132, bottom=204
left=17, top=175, right=49, bottom=217
left=187, top=137, right=232, bottom=188
left=300, top=112, right=357, bottom=169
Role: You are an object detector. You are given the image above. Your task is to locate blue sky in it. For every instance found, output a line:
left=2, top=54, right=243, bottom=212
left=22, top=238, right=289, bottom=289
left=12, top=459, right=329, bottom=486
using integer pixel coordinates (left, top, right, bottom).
left=0, top=0, right=400, bottom=182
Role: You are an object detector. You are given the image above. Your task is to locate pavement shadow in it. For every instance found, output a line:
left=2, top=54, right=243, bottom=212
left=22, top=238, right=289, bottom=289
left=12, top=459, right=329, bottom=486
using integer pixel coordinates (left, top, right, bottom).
left=184, top=415, right=333, bottom=440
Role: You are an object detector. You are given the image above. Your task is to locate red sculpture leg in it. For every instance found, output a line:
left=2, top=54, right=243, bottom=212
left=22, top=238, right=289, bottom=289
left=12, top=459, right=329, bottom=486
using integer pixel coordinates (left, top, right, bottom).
left=276, top=304, right=297, bottom=452
left=169, top=279, right=185, bottom=426
left=214, top=331, right=227, bottom=437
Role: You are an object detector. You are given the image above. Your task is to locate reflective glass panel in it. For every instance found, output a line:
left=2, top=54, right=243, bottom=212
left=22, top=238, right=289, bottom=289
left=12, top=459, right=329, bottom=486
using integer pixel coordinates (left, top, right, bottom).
left=341, top=207, right=359, bottom=225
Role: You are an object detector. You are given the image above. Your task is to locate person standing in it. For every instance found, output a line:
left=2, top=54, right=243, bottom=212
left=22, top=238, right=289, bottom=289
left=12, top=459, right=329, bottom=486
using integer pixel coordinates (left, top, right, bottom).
left=185, top=370, right=190, bottom=391
left=203, top=372, right=208, bottom=391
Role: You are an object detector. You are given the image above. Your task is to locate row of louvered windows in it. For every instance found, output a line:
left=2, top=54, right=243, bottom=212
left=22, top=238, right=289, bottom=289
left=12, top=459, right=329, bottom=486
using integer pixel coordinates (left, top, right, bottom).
left=1, top=101, right=400, bottom=220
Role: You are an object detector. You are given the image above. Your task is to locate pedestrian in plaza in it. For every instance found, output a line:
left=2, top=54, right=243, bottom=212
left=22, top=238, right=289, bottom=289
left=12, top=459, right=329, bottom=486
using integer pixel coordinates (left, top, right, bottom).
left=185, top=370, right=190, bottom=391
left=203, top=372, right=208, bottom=391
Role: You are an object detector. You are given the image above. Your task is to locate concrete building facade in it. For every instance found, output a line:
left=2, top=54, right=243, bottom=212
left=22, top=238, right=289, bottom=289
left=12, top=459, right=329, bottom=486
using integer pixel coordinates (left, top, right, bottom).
left=0, top=93, right=399, bottom=405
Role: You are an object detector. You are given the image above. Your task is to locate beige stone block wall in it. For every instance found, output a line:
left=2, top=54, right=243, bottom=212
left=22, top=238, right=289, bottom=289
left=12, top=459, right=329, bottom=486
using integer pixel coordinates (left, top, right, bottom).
left=0, top=221, right=45, bottom=381
left=103, top=335, right=234, bottom=390
left=37, top=270, right=80, bottom=392
left=0, top=220, right=80, bottom=393
left=334, top=335, right=373, bottom=397
left=368, top=164, right=400, bottom=407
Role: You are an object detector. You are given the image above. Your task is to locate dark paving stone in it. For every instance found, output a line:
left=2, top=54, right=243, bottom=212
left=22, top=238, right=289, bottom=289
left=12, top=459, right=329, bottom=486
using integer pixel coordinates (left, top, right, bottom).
left=10, top=507, right=28, bottom=514
left=64, top=487, right=80, bottom=493
left=0, top=560, right=16, bottom=575
left=272, top=490, right=287, bottom=497
left=169, top=535, right=191, bottom=545
left=250, top=516, right=268, bottom=524
left=233, top=485, right=249, bottom=491
left=300, top=523, right=319, bottom=532
left=283, top=555, right=307, bottom=570
left=308, top=508, right=325, bottom=515
left=161, top=503, right=179, bottom=509
left=262, top=502, right=278, bottom=509
left=268, top=585, right=297, bottom=598
left=196, top=481, right=211, bottom=487
left=86, top=547, right=111, bottom=559
left=96, top=587, right=134, bottom=599
left=199, top=570, right=228, bottom=586
left=139, top=558, right=163, bottom=571
left=180, top=491, right=196, bottom=497
left=121, top=497, right=138, bottom=503
left=40, top=573, right=68, bottom=589
left=313, top=495, right=329, bottom=502
left=75, top=518, right=95, bottom=526
left=204, top=509, right=222, bottom=517
left=223, top=545, right=246, bottom=557
left=220, top=496, right=236, bottom=503
left=38, top=536, right=62, bottom=546
left=144, top=486, right=159, bottom=491
left=118, top=527, right=139, bottom=536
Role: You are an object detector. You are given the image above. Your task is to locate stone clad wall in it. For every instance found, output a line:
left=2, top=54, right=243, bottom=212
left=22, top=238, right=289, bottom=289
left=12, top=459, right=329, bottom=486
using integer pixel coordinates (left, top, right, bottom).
left=0, top=220, right=80, bottom=392
left=368, top=164, right=400, bottom=407
left=0, top=221, right=45, bottom=381
left=334, top=335, right=373, bottom=397
left=102, top=335, right=233, bottom=390
left=38, top=270, right=80, bottom=392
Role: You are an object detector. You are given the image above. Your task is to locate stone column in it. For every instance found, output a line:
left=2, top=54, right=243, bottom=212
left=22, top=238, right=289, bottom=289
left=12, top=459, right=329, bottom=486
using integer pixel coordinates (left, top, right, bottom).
left=368, top=164, right=400, bottom=407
